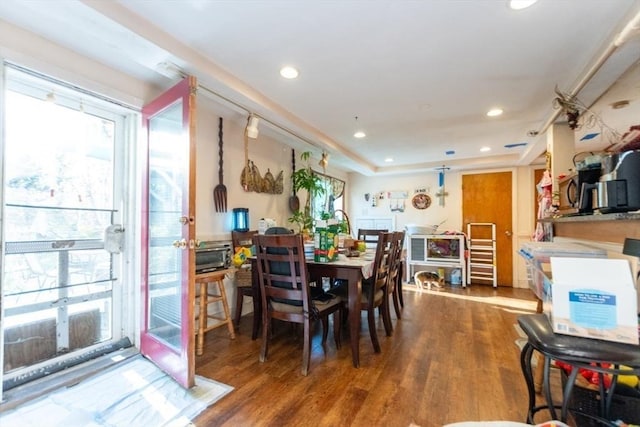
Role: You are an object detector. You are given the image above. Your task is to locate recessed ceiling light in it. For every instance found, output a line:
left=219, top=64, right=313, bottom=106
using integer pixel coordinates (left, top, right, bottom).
left=487, top=108, right=503, bottom=117
left=509, top=0, right=538, bottom=10
left=384, top=157, right=393, bottom=163
left=354, top=131, right=366, bottom=138
left=480, top=146, right=491, bottom=152
left=280, top=66, right=299, bottom=79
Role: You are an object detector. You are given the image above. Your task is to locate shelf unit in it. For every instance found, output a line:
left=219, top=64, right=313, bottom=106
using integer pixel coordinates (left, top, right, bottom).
left=406, top=234, right=467, bottom=287
left=466, top=223, right=497, bottom=287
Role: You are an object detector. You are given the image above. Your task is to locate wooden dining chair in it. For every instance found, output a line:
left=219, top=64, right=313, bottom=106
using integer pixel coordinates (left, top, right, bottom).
left=253, top=233, right=342, bottom=376
left=385, top=231, right=405, bottom=328
left=357, top=228, right=387, bottom=249
left=366, top=231, right=395, bottom=349
left=393, top=231, right=406, bottom=310
left=334, top=231, right=395, bottom=352
left=231, top=230, right=258, bottom=328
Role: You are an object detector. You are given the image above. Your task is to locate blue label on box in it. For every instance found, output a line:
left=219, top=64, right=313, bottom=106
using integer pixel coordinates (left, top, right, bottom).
left=568, top=290, right=616, bottom=329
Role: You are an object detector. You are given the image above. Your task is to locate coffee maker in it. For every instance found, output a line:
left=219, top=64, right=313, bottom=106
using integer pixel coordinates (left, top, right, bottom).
left=584, top=150, right=640, bottom=214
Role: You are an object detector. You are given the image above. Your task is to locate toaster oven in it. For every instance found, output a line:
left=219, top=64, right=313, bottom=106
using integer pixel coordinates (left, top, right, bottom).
left=195, top=241, right=232, bottom=274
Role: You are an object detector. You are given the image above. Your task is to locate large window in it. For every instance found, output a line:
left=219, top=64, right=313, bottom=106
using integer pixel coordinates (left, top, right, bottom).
left=311, top=170, right=345, bottom=221
left=1, top=65, right=131, bottom=380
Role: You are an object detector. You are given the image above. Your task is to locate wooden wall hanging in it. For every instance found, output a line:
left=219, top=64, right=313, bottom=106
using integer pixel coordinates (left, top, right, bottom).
left=240, top=130, right=283, bottom=194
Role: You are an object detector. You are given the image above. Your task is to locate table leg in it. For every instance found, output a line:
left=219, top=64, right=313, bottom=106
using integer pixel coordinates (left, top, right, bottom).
left=347, top=269, right=361, bottom=368
left=251, top=261, right=260, bottom=340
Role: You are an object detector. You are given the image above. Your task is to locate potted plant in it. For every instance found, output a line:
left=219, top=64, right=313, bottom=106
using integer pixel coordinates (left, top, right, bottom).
left=288, top=151, right=324, bottom=236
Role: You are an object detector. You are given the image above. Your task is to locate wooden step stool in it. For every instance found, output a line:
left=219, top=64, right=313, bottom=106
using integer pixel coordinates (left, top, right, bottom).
left=195, top=269, right=235, bottom=356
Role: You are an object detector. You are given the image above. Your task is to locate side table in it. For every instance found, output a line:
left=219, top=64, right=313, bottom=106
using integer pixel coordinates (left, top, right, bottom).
left=518, top=314, right=640, bottom=425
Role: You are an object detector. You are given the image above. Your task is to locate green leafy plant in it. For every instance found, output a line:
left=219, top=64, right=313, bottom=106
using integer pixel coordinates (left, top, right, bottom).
left=288, top=210, right=314, bottom=235
left=317, top=211, right=349, bottom=234
left=288, top=151, right=324, bottom=234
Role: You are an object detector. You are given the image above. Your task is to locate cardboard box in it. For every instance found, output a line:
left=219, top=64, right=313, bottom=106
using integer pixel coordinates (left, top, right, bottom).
left=314, top=220, right=338, bottom=262
left=549, top=257, right=639, bottom=345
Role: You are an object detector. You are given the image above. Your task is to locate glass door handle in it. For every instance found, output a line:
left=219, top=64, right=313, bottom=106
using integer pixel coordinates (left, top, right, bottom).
left=173, top=239, right=187, bottom=249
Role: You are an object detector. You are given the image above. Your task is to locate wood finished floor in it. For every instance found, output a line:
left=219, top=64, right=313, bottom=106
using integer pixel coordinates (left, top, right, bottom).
left=194, top=284, right=545, bottom=427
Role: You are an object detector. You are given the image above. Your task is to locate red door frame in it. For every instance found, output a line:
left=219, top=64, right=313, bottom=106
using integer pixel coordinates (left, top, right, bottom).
left=140, top=76, right=197, bottom=388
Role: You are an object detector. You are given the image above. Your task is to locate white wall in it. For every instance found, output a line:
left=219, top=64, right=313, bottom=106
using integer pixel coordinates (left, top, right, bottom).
left=194, top=104, right=293, bottom=241
left=350, top=165, right=543, bottom=288
left=348, top=171, right=463, bottom=234
left=194, top=97, right=350, bottom=241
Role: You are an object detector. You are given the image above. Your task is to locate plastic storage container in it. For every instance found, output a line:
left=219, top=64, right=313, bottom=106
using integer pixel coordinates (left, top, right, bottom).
left=518, top=241, right=607, bottom=305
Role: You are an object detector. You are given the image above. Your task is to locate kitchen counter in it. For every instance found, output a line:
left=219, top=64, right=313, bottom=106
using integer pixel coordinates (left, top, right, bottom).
left=542, top=211, right=640, bottom=222
left=540, top=211, right=640, bottom=244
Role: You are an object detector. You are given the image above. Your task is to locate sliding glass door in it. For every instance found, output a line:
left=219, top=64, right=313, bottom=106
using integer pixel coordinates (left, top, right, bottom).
left=1, top=64, right=132, bottom=394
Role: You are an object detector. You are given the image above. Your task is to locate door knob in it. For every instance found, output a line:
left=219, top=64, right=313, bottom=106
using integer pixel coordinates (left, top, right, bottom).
left=505, top=230, right=513, bottom=237
left=173, top=239, right=187, bottom=248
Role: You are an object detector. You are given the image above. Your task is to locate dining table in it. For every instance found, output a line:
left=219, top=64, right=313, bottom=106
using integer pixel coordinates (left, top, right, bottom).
left=250, top=254, right=375, bottom=368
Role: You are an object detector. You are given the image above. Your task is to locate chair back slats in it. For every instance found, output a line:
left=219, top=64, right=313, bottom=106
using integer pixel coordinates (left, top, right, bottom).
left=253, top=233, right=343, bottom=375
left=232, top=230, right=258, bottom=250
left=253, top=234, right=311, bottom=318
left=357, top=228, right=388, bottom=244
left=368, top=231, right=395, bottom=298
left=354, top=231, right=395, bottom=352
left=231, top=230, right=259, bottom=330
left=387, top=231, right=405, bottom=293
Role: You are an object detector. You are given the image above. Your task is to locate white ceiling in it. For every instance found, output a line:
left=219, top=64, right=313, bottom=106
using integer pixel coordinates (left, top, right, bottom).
left=1, top=0, right=639, bottom=175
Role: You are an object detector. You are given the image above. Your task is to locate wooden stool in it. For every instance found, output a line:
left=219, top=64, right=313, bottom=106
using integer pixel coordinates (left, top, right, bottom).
left=195, top=269, right=235, bottom=356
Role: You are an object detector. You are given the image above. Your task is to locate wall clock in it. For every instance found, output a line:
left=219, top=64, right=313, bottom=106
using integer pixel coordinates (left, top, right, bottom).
left=412, top=193, right=431, bottom=210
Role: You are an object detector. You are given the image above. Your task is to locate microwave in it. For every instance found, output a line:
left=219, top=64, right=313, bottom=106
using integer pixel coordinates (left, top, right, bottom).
left=195, top=242, right=231, bottom=274
left=556, top=169, right=601, bottom=215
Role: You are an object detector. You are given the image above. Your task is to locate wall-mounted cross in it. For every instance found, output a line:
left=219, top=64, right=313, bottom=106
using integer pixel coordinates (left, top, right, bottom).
left=435, top=165, right=450, bottom=206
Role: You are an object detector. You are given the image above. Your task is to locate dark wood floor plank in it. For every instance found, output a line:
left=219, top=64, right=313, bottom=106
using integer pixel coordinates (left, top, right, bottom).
left=194, top=285, right=540, bottom=427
